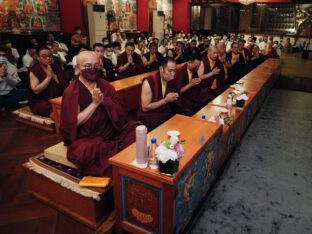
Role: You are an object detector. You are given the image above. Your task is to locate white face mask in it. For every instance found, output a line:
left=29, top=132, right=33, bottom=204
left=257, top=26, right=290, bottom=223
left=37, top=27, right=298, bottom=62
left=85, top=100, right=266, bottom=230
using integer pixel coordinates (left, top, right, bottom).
left=76, top=30, right=82, bottom=34
left=114, top=49, right=121, bottom=55
left=106, top=51, right=113, bottom=56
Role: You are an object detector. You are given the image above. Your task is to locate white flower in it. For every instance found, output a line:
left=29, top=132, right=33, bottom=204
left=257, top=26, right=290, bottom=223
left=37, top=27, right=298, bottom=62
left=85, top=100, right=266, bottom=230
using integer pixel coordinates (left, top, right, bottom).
left=155, top=144, right=178, bottom=163
left=241, top=94, right=249, bottom=100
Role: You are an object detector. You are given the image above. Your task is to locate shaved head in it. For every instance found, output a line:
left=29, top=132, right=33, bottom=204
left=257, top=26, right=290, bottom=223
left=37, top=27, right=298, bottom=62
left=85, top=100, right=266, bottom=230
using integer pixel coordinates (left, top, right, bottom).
left=77, top=51, right=100, bottom=65
left=208, top=46, right=219, bottom=61
left=209, top=46, right=218, bottom=53
left=217, top=42, right=225, bottom=49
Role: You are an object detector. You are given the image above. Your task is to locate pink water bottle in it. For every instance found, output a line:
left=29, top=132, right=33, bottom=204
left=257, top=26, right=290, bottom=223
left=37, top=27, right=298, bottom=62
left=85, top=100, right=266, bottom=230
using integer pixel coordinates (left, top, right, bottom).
left=135, top=125, right=148, bottom=165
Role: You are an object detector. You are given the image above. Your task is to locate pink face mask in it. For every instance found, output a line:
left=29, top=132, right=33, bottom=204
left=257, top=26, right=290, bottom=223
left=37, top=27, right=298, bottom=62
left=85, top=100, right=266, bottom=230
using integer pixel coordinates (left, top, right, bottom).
left=81, top=68, right=99, bottom=81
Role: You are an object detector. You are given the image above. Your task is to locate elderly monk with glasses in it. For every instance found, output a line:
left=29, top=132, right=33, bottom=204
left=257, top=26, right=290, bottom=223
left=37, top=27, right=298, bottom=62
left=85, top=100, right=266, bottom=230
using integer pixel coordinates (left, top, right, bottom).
left=60, top=51, right=137, bottom=176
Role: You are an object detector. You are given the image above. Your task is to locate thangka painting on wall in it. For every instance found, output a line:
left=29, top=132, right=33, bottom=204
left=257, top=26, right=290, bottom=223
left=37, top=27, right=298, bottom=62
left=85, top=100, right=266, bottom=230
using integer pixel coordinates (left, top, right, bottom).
left=0, top=0, right=61, bottom=33
left=105, top=0, right=137, bottom=31
left=296, top=4, right=312, bottom=37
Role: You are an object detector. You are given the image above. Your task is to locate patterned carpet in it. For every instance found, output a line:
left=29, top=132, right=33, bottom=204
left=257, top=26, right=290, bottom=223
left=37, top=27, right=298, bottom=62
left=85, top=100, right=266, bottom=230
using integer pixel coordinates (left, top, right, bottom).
left=189, top=89, right=312, bottom=234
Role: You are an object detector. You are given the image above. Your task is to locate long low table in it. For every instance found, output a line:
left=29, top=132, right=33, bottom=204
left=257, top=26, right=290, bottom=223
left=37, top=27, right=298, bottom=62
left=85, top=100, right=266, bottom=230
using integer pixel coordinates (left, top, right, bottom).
left=110, top=58, right=282, bottom=233
left=110, top=115, right=222, bottom=234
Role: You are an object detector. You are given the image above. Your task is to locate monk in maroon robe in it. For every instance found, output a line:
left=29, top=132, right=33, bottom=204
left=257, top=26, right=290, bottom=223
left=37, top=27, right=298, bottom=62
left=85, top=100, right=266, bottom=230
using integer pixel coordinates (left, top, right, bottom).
left=60, top=51, right=137, bottom=176
left=143, top=42, right=163, bottom=72
left=116, top=42, right=144, bottom=79
left=138, top=57, right=179, bottom=131
left=28, top=47, right=69, bottom=117
left=173, top=54, right=204, bottom=116
left=238, top=39, right=252, bottom=74
left=198, top=46, right=227, bottom=103
left=263, top=42, right=280, bottom=59
left=226, top=42, right=245, bottom=84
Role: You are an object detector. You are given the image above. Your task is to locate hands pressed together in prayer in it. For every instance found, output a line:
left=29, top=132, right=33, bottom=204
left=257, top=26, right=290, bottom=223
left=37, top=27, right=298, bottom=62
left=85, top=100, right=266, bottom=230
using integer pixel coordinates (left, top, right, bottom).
left=164, top=92, right=179, bottom=103
left=127, top=55, right=134, bottom=66
left=92, top=88, right=104, bottom=105
left=190, top=78, right=201, bottom=86
left=211, top=67, right=221, bottom=75
left=45, top=65, right=59, bottom=83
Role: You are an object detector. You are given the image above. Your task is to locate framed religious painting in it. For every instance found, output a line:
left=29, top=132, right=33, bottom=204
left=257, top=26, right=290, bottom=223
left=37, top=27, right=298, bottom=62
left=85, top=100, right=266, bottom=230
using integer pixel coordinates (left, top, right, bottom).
left=0, top=0, right=62, bottom=33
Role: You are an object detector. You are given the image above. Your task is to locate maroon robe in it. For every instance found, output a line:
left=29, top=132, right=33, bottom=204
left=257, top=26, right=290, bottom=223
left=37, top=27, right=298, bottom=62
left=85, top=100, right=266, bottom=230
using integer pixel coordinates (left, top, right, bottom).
left=28, top=62, right=69, bottom=117
left=102, top=57, right=116, bottom=82
left=116, top=52, right=145, bottom=79
left=226, top=52, right=245, bottom=84
left=143, top=52, right=163, bottom=72
left=201, top=55, right=227, bottom=102
left=239, top=48, right=252, bottom=74
left=173, top=64, right=205, bottom=116
left=138, top=71, right=178, bottom=131
left=264, top=48, right=279, bottom=59
left=60, top=78, right=138, bottom=176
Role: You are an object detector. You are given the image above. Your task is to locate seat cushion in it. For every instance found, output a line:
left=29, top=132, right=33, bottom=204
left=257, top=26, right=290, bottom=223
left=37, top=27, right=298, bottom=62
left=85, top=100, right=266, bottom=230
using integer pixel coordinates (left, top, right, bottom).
left=44, top=142, right=77, bottom=169
left=13, top=106, right=55, bottom=125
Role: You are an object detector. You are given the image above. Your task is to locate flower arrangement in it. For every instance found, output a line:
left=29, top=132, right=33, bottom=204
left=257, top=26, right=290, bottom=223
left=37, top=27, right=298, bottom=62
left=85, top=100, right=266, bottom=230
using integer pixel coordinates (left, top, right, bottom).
left=208, top=108, right=233, bottom=126
left=155, top=133, right=185, bottom=176
left=208, top=116, right=225, bottom=125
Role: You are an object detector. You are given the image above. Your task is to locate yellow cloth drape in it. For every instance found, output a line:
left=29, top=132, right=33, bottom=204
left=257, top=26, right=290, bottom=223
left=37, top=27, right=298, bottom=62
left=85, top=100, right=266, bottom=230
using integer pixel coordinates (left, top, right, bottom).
left=161, top=79, right=166, bottom=97
left=187, top=69, right=192, bottom=82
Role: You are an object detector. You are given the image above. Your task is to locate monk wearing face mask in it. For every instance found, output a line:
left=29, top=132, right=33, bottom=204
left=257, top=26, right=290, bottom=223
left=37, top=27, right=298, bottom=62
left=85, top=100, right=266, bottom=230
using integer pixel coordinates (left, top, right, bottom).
left=60, top=51, right=137, bottom=176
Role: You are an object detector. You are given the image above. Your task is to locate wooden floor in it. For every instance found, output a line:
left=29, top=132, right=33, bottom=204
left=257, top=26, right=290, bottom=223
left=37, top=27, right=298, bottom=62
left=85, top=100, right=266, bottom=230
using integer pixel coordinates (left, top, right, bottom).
left=0, top=110, right=60, bottom=234
left=0, top=54, right=311, bottom=234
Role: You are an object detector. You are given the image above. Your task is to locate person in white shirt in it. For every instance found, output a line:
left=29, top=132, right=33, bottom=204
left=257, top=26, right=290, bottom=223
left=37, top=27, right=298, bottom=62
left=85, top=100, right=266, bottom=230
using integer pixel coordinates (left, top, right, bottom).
left=21, top=45, right=37, bottom=72
left=104, top=43, right=117, bottom=67
left=273, top=41, right=282, bottom=57
left=51, top=41, right=67, bottom=64
left=4, top=39, right=20, bottom=61
left=55, top=38, right=69, bottom=57
left=0, top=54, right=26, bottom=109
left=158, top=39, right=169, bottom=57
left=258, top=35, right=268, bottom=53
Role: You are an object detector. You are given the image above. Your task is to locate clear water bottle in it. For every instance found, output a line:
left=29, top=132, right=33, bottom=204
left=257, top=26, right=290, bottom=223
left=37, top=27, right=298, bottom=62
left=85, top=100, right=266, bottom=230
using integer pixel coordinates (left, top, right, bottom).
left=226, top=94, right=232, bottom=106
left=149, top=138, right=158, bottom=169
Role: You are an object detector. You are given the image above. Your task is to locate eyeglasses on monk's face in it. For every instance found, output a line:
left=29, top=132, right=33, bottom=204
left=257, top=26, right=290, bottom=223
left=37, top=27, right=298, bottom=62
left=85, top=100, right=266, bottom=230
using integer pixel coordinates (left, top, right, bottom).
left=80, top=63, right=101, bottom=70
